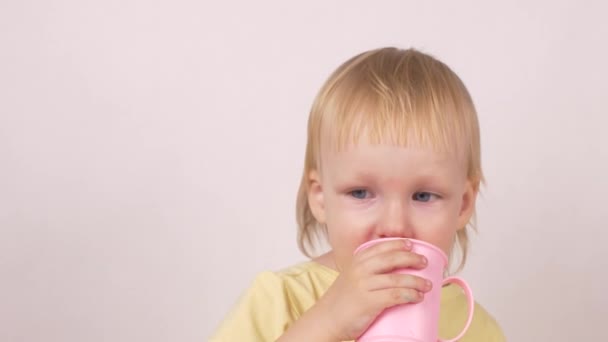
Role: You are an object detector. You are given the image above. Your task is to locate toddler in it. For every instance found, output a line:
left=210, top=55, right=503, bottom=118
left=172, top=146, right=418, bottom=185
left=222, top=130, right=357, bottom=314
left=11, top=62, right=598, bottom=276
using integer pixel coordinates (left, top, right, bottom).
left=211, top=47, right=505, bottom=341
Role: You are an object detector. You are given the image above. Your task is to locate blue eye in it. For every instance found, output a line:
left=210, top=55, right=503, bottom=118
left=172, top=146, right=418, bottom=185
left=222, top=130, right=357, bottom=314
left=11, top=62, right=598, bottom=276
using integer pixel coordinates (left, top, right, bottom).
left=349, top=189, right=368, bottom=199
left=413, top=192, right=434, bottom=202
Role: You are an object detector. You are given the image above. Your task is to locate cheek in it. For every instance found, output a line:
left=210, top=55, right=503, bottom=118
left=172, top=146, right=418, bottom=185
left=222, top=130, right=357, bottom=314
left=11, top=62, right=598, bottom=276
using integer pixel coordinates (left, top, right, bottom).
left=416, top=199, right=461, bottom=224
left=326, top=209, right=370, bottom=246
left=325, top=194, right=371, bottom=234
left=412, top=203, right=462, bottom=251
left=324, top=197, right=375, bottom=266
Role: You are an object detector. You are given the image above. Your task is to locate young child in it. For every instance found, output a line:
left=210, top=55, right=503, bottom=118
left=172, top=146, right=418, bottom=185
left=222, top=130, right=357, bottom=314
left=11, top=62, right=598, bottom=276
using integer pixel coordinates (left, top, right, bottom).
left=210, top=47, right=506, bottom=341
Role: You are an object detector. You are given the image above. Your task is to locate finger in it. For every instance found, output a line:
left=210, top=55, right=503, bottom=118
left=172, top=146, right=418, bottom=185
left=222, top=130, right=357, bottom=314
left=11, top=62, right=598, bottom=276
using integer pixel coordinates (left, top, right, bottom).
left=361, top=249, right=428, bottom=275
left=355, top=239, right=412, bottom=263
left=364, top=273, right=433, bottom=292
left=375, top=287, right=425, bottom=308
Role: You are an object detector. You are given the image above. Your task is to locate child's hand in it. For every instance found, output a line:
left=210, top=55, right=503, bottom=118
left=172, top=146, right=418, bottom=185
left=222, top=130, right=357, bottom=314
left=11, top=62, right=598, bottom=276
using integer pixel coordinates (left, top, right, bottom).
left=317, top=239, right=432, bottom=341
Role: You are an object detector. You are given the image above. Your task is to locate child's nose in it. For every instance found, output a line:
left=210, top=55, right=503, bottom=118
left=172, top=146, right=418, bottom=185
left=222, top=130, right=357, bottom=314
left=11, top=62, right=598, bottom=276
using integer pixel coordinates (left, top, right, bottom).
left=376, top=200, right=414, bottom=238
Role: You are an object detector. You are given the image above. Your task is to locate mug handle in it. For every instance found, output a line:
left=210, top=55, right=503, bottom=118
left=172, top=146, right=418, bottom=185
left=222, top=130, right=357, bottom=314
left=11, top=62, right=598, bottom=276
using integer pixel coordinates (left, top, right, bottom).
left=438, top=277, right=475, bottom=342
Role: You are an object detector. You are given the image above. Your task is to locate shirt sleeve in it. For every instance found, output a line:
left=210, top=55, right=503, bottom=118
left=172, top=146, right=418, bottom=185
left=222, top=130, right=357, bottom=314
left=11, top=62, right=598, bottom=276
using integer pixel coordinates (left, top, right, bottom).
left=472, top=302, right=507, bottom=342
left=209, top=271, right=293, bottom=342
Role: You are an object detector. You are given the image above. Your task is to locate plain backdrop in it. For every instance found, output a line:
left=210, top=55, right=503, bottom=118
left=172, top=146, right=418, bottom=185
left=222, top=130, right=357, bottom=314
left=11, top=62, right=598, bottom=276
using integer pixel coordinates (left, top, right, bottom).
left=1, top=1, right=607, bottom=341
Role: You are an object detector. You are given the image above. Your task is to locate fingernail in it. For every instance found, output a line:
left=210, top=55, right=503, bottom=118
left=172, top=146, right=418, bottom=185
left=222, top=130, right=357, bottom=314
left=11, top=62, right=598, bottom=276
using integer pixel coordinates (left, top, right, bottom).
left=417, top=291, right=424, bottom=300
left=404, top=240, right=412, bottom=248
left=421, top=256, right=427, bottom=265
left=425, top=280, right=433, bottom=290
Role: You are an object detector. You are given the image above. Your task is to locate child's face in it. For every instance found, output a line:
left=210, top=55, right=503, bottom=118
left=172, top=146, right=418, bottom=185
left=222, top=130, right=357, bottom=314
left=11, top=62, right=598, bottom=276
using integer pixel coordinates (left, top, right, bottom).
left=308, top=139, right=477, bottom=271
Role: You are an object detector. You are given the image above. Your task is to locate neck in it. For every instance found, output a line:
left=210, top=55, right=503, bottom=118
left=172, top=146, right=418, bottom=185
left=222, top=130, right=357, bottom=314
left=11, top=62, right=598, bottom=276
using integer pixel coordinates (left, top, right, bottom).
left=312, top=251, right=338, bottom=271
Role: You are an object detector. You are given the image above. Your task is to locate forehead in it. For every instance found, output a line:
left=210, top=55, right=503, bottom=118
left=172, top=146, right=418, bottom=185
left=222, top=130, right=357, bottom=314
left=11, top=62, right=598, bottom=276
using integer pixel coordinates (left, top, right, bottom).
left=319, top=106, right=468, bottom=157
left=320, top=121, right=466, bottom=165
left=320, top=137, right=467, bottom=182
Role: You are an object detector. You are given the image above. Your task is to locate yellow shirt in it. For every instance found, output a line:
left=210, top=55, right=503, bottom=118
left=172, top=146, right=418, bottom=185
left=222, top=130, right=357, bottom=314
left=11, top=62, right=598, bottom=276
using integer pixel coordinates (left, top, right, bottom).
left=210, top=261, right=506, bottom=341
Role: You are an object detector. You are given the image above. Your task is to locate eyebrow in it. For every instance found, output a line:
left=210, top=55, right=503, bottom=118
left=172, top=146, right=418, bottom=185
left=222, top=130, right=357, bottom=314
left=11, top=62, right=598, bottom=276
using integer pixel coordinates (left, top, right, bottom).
left=329, top=170, right=377, bottom=186
left=335, top=168, right=454, bottom=188
left=351, top=171, right=376, bottom=180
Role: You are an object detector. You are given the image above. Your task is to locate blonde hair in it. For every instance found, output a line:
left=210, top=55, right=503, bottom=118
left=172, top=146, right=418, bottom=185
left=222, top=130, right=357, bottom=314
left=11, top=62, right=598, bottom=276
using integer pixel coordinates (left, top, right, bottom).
left=296, top=47, right=484, bottom=271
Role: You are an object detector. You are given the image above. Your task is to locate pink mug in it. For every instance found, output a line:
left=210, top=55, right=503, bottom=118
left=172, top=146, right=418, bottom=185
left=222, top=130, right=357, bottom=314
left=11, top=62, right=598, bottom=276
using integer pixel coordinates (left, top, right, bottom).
left=354, top=238, right=474, bottom=342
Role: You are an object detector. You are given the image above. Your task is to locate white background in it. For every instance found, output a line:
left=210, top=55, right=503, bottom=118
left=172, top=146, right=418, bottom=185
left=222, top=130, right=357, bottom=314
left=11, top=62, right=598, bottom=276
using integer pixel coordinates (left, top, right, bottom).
left=1, top=1, right=607, bottom=341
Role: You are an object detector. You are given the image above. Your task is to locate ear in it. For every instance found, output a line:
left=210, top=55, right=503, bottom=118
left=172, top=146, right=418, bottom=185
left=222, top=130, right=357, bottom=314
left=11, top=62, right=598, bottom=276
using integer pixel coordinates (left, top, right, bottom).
left=307, top=169, right=326, bottom=224
left=456, top=180, right=478, bottom=231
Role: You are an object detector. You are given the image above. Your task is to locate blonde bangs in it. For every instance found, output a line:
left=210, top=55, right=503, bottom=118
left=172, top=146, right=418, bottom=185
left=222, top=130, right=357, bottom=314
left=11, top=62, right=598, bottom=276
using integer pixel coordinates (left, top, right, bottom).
left=323, top=80, right=472, bottom=159
left=312, top=49, right=478, bottom=172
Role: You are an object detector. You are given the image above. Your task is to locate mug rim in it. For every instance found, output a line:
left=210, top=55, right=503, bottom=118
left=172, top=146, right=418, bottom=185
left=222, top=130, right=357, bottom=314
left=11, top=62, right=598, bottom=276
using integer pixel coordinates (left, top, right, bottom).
left=353, top=237, right=448, bottom=266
